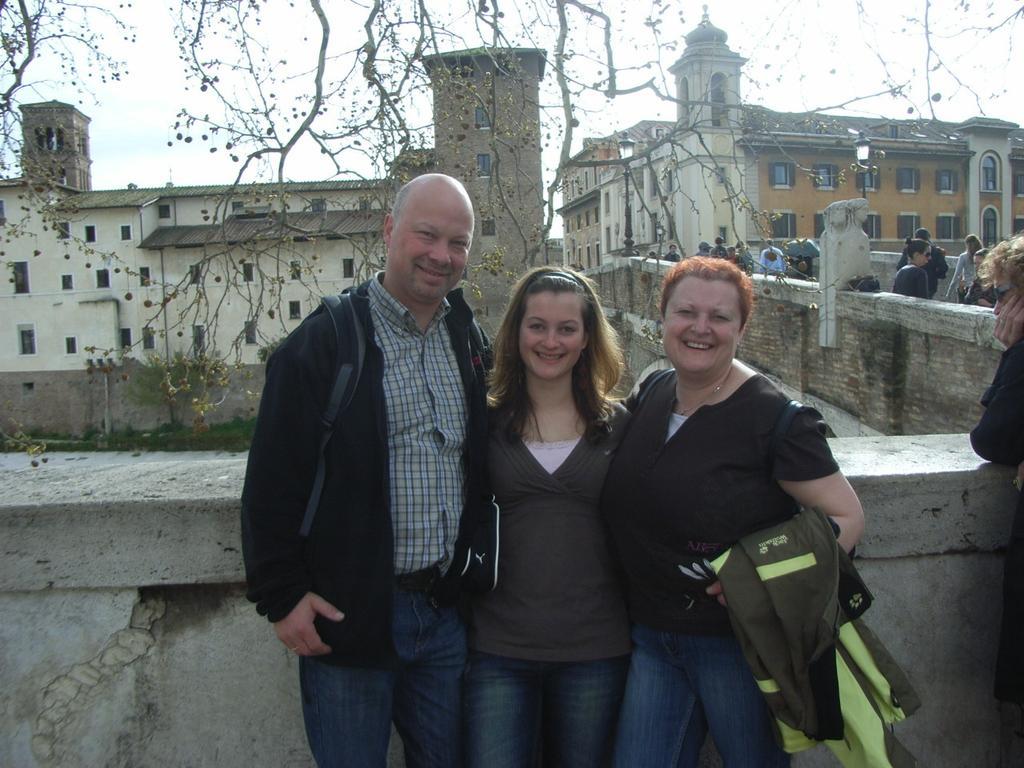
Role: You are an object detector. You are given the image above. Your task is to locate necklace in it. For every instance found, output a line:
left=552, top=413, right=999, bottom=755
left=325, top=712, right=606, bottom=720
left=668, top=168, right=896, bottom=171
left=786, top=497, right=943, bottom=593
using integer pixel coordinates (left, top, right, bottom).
left=673, top=366, right=733, bottom=416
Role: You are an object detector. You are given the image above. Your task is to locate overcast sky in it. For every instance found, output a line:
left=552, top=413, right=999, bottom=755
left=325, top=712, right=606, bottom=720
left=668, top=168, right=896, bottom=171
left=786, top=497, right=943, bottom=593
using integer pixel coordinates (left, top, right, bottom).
left=16, top=0, right=1023, bottom=190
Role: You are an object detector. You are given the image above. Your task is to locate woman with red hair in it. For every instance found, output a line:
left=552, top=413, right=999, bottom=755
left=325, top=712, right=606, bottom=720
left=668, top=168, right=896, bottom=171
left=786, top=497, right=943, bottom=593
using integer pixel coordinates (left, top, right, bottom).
left=602, top=257, right=865, bottom=766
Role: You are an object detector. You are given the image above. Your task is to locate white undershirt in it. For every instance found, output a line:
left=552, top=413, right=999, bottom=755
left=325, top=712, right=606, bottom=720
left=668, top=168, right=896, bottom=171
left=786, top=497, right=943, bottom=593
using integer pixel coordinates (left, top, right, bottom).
left=666, top=412, right=688, bottom=442
left=524, top=437, right=580, bottom=474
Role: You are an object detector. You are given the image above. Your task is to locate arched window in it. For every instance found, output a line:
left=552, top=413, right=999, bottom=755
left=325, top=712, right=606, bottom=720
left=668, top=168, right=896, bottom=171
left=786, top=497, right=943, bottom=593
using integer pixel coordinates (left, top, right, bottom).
left=981, top=154, right=1000, bottom=192
left=710, top=73, right=726, bottom=127
left=982, top=207, right=999, bottom=246
left=680, top=77, right=690, bottom=125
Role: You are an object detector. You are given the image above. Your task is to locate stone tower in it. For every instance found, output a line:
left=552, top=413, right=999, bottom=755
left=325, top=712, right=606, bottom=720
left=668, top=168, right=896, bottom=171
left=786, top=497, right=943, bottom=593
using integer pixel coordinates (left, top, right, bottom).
left=423, top=48, right=546, bottom=328
left=20, top=100, right=93, bottom=191
left=667, top=9, right=747, bottom=246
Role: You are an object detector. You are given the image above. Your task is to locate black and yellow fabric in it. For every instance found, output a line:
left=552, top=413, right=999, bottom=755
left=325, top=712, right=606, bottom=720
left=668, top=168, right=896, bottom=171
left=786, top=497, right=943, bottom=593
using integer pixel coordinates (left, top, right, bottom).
left=710, top=509, right=921, bottom=768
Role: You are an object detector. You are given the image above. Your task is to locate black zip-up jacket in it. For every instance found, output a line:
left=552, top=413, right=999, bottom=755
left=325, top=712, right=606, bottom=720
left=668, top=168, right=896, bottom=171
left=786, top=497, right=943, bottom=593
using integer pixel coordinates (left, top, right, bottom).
left=970, top=337, right=1024, bottom=703
left=241, top=280, right=494, bottom=668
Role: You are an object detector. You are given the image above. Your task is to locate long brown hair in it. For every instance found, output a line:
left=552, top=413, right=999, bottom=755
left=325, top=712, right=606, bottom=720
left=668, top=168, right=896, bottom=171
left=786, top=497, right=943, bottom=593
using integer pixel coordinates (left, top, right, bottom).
left=488, top=267, right=623, bottom=442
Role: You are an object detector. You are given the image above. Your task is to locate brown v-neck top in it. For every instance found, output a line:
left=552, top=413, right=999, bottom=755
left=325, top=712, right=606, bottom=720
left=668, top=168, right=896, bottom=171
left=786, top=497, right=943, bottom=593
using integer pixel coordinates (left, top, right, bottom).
left=469, top=405, right=631, bottom=661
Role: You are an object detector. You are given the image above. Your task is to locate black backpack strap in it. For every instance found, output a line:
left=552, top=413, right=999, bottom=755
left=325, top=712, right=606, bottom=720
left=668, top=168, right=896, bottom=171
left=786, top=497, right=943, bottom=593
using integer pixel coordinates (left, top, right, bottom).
left=769, top=398, right=801, bottom=462
left=299, top=292, right=366, bottom=538
left=635, top=367, right=676, bottom=409
left=468, top=318, right=492, bottom=371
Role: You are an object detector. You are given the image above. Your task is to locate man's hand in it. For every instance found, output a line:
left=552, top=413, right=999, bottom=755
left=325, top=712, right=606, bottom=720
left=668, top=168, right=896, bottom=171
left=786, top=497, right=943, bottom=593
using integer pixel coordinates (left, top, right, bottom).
left=273, top=592, right=344, bottom=656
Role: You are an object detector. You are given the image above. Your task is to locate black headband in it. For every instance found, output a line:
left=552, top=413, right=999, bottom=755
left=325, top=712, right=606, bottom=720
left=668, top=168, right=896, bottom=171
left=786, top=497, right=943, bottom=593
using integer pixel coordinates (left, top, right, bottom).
left=529, top=269, right=583, bottom=287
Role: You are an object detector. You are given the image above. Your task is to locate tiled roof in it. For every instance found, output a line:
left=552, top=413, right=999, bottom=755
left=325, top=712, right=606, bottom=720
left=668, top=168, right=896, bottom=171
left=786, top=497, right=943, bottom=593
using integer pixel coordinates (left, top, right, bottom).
left=63, top=179, right=387, bottom=210
left=138, top=210, right=384, bottom=249
left=740, top=106, right=1022, bottom=150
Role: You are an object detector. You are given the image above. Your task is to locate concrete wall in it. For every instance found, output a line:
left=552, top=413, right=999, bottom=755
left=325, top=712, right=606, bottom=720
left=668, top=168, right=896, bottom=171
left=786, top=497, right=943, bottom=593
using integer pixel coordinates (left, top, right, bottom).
left=591, top=256, right=1002, bottom=435
left=0, top=441, right=1021, bottom=767
left=1, top=360, right=263, bottom=436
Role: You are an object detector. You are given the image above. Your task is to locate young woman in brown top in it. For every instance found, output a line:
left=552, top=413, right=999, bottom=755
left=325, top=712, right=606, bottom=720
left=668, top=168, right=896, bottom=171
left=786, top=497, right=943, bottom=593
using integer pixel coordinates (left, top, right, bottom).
left=465, top=267, right=630, bottom=768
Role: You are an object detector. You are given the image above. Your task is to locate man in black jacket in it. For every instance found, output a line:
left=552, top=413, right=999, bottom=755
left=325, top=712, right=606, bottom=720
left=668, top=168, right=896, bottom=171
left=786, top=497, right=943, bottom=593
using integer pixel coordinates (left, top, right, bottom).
left=241, top=173, right=494, bottom=768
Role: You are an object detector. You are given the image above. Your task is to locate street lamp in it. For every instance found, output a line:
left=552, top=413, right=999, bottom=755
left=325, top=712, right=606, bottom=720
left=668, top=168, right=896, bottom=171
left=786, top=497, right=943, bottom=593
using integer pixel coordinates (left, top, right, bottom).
left=855, top=132, right=871, bottom=198
left=618, top=133, right=636, bottom=257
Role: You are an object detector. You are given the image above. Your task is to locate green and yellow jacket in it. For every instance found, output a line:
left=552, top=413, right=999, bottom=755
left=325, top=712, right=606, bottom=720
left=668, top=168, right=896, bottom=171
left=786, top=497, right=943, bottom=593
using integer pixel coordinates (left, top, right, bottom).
left=710, top=508, right=921, bottom=768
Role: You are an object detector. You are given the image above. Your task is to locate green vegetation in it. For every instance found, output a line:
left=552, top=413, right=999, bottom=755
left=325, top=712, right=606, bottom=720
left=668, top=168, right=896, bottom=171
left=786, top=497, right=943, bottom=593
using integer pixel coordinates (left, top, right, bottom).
left=1, top=418, right=256, bottom=454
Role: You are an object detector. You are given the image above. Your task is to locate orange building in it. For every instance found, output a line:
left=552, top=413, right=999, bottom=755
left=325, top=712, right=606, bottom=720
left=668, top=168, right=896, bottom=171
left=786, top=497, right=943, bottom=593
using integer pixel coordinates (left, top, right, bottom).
left=745, top=112, right=1023, bottom=251
left=559, top=11, right=1024, bottom=258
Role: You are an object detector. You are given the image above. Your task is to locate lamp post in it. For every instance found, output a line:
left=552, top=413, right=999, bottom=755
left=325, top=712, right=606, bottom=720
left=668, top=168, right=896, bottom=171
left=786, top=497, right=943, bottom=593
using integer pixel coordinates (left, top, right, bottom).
left=618, top=133, right=636, bottom=257
left=855, top=131, right=871, bottom=199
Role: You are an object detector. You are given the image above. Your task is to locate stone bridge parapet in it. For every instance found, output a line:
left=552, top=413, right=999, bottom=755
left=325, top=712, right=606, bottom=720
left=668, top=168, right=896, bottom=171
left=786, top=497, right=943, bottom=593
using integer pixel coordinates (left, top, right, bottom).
left=1, top=441, right=1021, bottom=766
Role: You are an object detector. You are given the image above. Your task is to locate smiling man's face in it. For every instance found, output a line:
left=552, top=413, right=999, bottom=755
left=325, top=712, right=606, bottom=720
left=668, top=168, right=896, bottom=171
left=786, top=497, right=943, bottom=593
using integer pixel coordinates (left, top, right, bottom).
left=382, top=175, right=474, bottom=322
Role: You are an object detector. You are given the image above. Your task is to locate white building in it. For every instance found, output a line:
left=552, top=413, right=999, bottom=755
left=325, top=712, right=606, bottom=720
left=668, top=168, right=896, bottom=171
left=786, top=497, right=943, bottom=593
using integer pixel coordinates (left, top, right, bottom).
left=2, top=101, right=387, bottom=433
left=4, top=102, right=388, bottom=373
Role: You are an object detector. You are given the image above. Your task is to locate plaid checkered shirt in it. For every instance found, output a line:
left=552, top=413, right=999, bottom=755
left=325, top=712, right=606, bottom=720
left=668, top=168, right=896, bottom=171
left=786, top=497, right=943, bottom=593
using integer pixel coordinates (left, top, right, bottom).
left=368, top=276, right=467, bottom=575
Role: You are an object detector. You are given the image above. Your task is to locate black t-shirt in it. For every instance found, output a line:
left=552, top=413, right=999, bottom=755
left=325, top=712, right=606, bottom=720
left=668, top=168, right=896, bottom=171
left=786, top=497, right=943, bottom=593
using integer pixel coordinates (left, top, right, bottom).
left=601, top=373, right=839, bottom=635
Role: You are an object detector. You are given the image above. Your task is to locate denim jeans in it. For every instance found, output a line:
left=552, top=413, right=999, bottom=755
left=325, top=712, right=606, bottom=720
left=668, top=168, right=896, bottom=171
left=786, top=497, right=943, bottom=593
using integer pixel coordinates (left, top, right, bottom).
left=464, top=651, right=628, bottom=768
left=612, top=623, right=788, bottom=768
left=300, top=589, right=466, bottom=768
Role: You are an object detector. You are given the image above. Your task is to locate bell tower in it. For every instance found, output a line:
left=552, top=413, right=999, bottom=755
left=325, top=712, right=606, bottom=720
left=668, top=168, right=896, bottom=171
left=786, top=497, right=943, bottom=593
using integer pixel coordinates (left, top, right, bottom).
left=20, top=101, right=92, bottom=191
left=666, top=8, right=747, bottom=247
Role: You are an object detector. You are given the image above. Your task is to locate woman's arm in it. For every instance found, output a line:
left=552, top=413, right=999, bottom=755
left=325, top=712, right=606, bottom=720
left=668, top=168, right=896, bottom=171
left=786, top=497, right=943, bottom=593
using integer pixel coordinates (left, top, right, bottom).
left=946, top=254, right=967, bottom=298
left=778, top=472, right=865, bottom=553
left=705, top=470, right=866, bottom=606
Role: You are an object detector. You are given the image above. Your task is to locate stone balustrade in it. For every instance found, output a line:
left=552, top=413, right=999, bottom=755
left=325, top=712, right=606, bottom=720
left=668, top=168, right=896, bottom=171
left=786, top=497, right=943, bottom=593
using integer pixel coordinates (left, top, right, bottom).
left=1, top=438, right=1021, bottom=766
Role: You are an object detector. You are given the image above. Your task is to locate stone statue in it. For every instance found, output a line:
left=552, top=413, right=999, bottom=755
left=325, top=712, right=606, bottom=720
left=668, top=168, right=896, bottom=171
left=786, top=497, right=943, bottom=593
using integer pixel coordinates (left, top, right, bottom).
left=819, top=198, right=872, bottom=347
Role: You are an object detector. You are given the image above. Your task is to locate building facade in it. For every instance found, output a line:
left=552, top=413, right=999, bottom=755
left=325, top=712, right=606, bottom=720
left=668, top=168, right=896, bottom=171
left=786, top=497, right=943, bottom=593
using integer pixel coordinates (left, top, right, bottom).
left=561, top=11, right=1024, bottom=260
left=3, top=47, right=548, bottom=433
left=2, top=176, right=386, bottom=377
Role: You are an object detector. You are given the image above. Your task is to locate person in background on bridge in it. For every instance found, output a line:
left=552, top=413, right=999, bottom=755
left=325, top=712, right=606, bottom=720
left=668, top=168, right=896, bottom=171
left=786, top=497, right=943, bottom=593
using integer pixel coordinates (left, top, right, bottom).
left=947, top=233, right=983, bottom=302
left=970, top=234, right=1024, bottom=715
left=664, top=243, right=681, bottom=262
left=758, top=238, right=786, bottom=275
left=895, top=227, right=948, bottom=298
left=892, top=238, right=930, bottom=299
left=735, top=241, right=754, bottom=273
left=963, top=249, right=996, bottom=307
left=602, top=257, right=864, bottom=767
left=464, top=267, right=631, bottom=768
left=711, top=237, right=728, bottom=258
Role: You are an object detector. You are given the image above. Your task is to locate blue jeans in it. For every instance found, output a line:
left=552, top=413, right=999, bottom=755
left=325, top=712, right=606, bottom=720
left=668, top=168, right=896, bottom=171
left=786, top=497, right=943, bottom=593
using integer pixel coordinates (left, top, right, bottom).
left=612, top=624, right=788, bottom=768
left=464, top=651, right=628, bottom=768
left=300, top=589, right=466, bottom=768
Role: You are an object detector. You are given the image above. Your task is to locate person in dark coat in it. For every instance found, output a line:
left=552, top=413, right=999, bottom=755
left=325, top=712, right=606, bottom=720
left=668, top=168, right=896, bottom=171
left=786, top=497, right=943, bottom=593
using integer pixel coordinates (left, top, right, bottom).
left=892, top=238, right=930, bottom=299
left=241, top=173, right=494, bottom=768
left=969, top=234, right=1024, bottom=708
left=963, top=249, right=997, bottom=307
left=896, top=228, right=948, bottom=298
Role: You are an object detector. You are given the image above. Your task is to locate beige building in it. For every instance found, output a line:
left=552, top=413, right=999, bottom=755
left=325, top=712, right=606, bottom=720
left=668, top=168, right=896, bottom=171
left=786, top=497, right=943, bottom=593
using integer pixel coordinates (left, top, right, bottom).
left=2, top=176, right=387, bottom=376
left=3, top=46, right=548, bottom=433
left=561, top=11, right=1024, bottom=259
